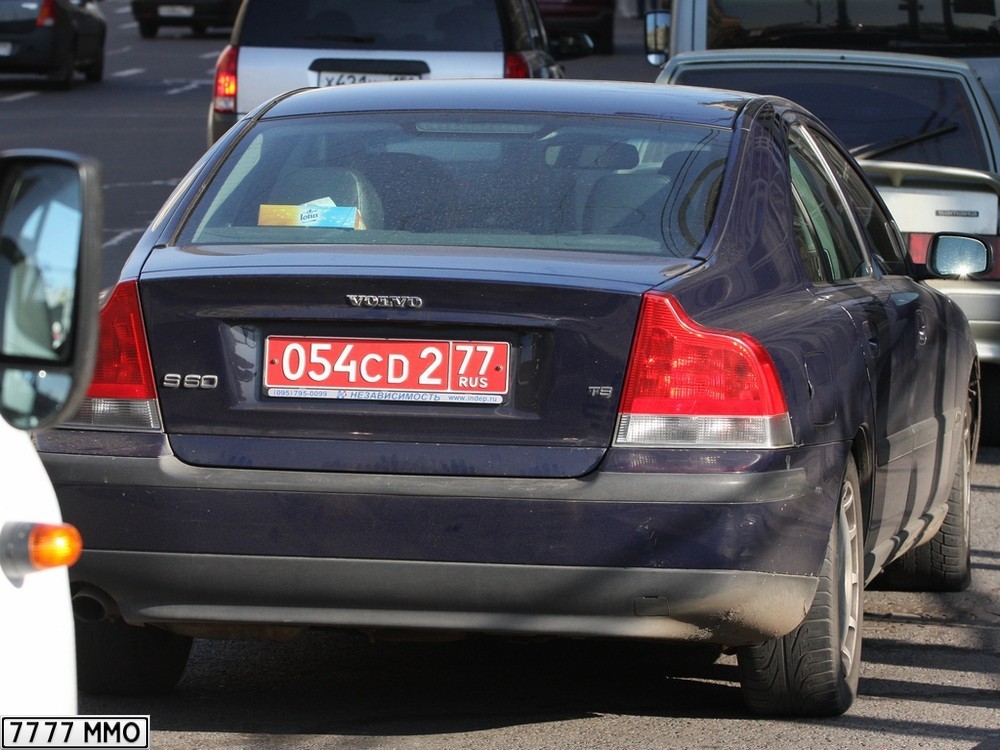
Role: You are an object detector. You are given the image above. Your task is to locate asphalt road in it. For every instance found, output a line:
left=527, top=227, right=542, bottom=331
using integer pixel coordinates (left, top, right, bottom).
left=2, top=3, right=999, bottom=748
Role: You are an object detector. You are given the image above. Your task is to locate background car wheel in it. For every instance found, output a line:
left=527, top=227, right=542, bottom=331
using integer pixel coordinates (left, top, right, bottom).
left=138, top=20, right=159, bottom=38
left=76, top=616, right=192, bottom=695
left=48, top=49, right=75, bottom=89
left=83, top=49, right=105, bottom=83
left=192, top=23, right=208, bottom=36
left=736, top=456, right=863, bottom=717
left=590, top=22, right=614, bottom=54
left=979, top=364, right=1000, bottom=444
left=873, top=397, right=973, bottom=592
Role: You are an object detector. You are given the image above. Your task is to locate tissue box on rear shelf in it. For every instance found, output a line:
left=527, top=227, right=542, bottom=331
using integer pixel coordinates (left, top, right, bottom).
left=258, top=198, right=366, bottom=229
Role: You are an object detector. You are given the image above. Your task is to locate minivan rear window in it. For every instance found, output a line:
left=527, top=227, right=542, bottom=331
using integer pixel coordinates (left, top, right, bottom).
left=238, top=0, right=505, bottom=52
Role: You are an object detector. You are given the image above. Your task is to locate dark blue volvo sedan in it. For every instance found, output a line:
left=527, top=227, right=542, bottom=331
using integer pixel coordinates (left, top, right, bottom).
left=39, top=79, right=982, bottom=716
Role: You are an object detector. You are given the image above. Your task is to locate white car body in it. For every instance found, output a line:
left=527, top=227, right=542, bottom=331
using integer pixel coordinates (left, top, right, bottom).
left=0, top=149, right=102, bottom=718
left=648, top=0, right=1000, bottom=114
left=1, top=419, right=77, bottom=715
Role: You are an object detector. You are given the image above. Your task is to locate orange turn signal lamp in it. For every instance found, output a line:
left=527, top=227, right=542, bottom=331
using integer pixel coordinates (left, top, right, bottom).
left=1, top=521, right=82, bottom=581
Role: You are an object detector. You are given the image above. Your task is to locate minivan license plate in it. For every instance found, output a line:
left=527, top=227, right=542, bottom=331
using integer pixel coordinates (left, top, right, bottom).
left=317, top=72, right=421, bottom=87
left=264, top=336, right=510, bottom=403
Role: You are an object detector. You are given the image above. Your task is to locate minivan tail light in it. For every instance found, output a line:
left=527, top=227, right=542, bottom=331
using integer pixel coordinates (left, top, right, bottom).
left=504, top=52, right=530, bottom=78
left=213, top=45, right=238, bottom=113
left=36, top=0, right=56, bottom=27
left=61, top=281, right=162, bottom=432
left=615, top=292, right=793, bottom=448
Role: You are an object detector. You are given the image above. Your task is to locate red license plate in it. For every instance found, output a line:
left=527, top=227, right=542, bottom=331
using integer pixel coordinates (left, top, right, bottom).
left=264, top=336, right=510, bottom=403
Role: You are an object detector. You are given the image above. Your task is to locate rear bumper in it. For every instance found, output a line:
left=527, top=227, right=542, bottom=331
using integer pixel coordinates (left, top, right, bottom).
left=539, top=5, right=614, bottom=32
left=76, top=551, right=818, bottom=644
left=130, top=1, right=236, bottom=25
left=40, top=433, right=849, bottom=645
left=0, top=32, right=61, bottom=75
left=925, top=278, right=1000, bottom=363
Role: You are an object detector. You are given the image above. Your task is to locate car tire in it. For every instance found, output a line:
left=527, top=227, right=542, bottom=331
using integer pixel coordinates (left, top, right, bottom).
left=83, top=48, right=105, bottom=83
left=736, top=455, right=863, bottom=717
left=76, top=616, right=193, bottom=695
left=49, top=48, right=76, bottom=89
left=873, top=396, right=973, bottom=592
left=138, top=20, right=159, bottom=39
left=591, top=22, right=614, bottom=55
left=979, top=363, right=1000, bottom=444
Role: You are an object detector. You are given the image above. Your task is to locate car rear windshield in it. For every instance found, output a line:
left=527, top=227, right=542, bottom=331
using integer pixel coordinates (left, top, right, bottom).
left=180, top=112, right=730, bottom=259
left=238, top=0, right=504, bottom=52
left=706, top=0, right=1000, bottom=53
left=674, top=67, right=990, bottom=170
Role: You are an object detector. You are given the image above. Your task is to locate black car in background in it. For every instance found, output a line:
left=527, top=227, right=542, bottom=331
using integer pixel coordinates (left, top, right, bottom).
left=130, top=0, right=240, bottom=38
left=538, top=0, right=614, bottom=54
left=0, top=0, right=105, bottom=86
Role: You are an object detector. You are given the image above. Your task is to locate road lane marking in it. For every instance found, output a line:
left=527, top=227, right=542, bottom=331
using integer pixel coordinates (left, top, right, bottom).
left=112, top=68, right=145, bottom=77
left=0, top=92, right=38, bottom=103
left=167, top=82, right=201, bottom=95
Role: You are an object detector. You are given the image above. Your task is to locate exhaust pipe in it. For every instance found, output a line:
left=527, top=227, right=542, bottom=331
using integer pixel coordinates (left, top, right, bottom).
left=71, top=585, right=119, bottom=623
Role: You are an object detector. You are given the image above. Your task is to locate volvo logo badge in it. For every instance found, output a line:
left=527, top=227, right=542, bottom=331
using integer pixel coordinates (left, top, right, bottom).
left=347, top=295, right=424, bottom=309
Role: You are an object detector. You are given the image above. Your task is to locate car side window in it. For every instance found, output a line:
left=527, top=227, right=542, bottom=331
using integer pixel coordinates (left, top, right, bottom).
left=809, top=132, right=909, bottom=276
left=787, top=126, right=870, bottom=282
left=789, top=179, right=831, bottom=284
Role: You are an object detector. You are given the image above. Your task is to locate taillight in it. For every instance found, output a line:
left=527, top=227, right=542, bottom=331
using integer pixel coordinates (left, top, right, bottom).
left=213, top=45, right=238, bottom=113
left=1, top=522, right=82, bottom=581
left=615, top=292, right=793, bottom=448
left=62, top=281, right=161, bottom=432
left=504, top=52, right=530, bottom=78
left=36, top=0, right=56, bottom=27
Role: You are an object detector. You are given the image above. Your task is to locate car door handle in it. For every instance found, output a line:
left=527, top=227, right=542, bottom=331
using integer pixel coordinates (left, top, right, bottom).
left=916, top=308, right=928, bottom=346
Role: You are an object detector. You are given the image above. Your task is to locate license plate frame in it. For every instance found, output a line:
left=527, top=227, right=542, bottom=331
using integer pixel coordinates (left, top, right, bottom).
left=264, top=335, right=511, bottom=404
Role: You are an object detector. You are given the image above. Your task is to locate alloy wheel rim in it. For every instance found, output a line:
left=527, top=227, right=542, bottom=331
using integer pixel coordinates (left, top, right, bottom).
left=838, top=477, right=861, bottom=677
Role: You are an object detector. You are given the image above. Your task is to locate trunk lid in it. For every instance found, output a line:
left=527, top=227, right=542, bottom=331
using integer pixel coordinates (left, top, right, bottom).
left=138, top=244, right=694, bottom=478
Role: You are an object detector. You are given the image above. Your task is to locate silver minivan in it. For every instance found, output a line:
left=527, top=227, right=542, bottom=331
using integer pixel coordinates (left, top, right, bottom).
left=208, top=0, right=592, bottom=144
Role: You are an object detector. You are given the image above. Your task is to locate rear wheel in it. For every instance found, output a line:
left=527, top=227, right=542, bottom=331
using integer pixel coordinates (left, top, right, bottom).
left=83, top=46, right=104, bottom=83
left=48, top=47, right=75, bottom=89
left=76, top=616, right=192, bottom=695
left=591, top=22, right=614, bottom=55
left=980, top=364, right=1000, bottom=444
left=138, top=19, right=158, bottom=39
left=736, top=456, right=863, bottom=716
left=875, top=397, right=973, bottom=592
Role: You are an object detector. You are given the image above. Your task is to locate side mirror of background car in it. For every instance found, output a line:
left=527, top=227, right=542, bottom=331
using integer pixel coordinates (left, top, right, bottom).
left=0, top=150, right=102, bottom=430
left=645, top=10, right=671, bottom=66
left=927, top=233, right=992, bottom=278
left=549, top=31, right=595, bottom=61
